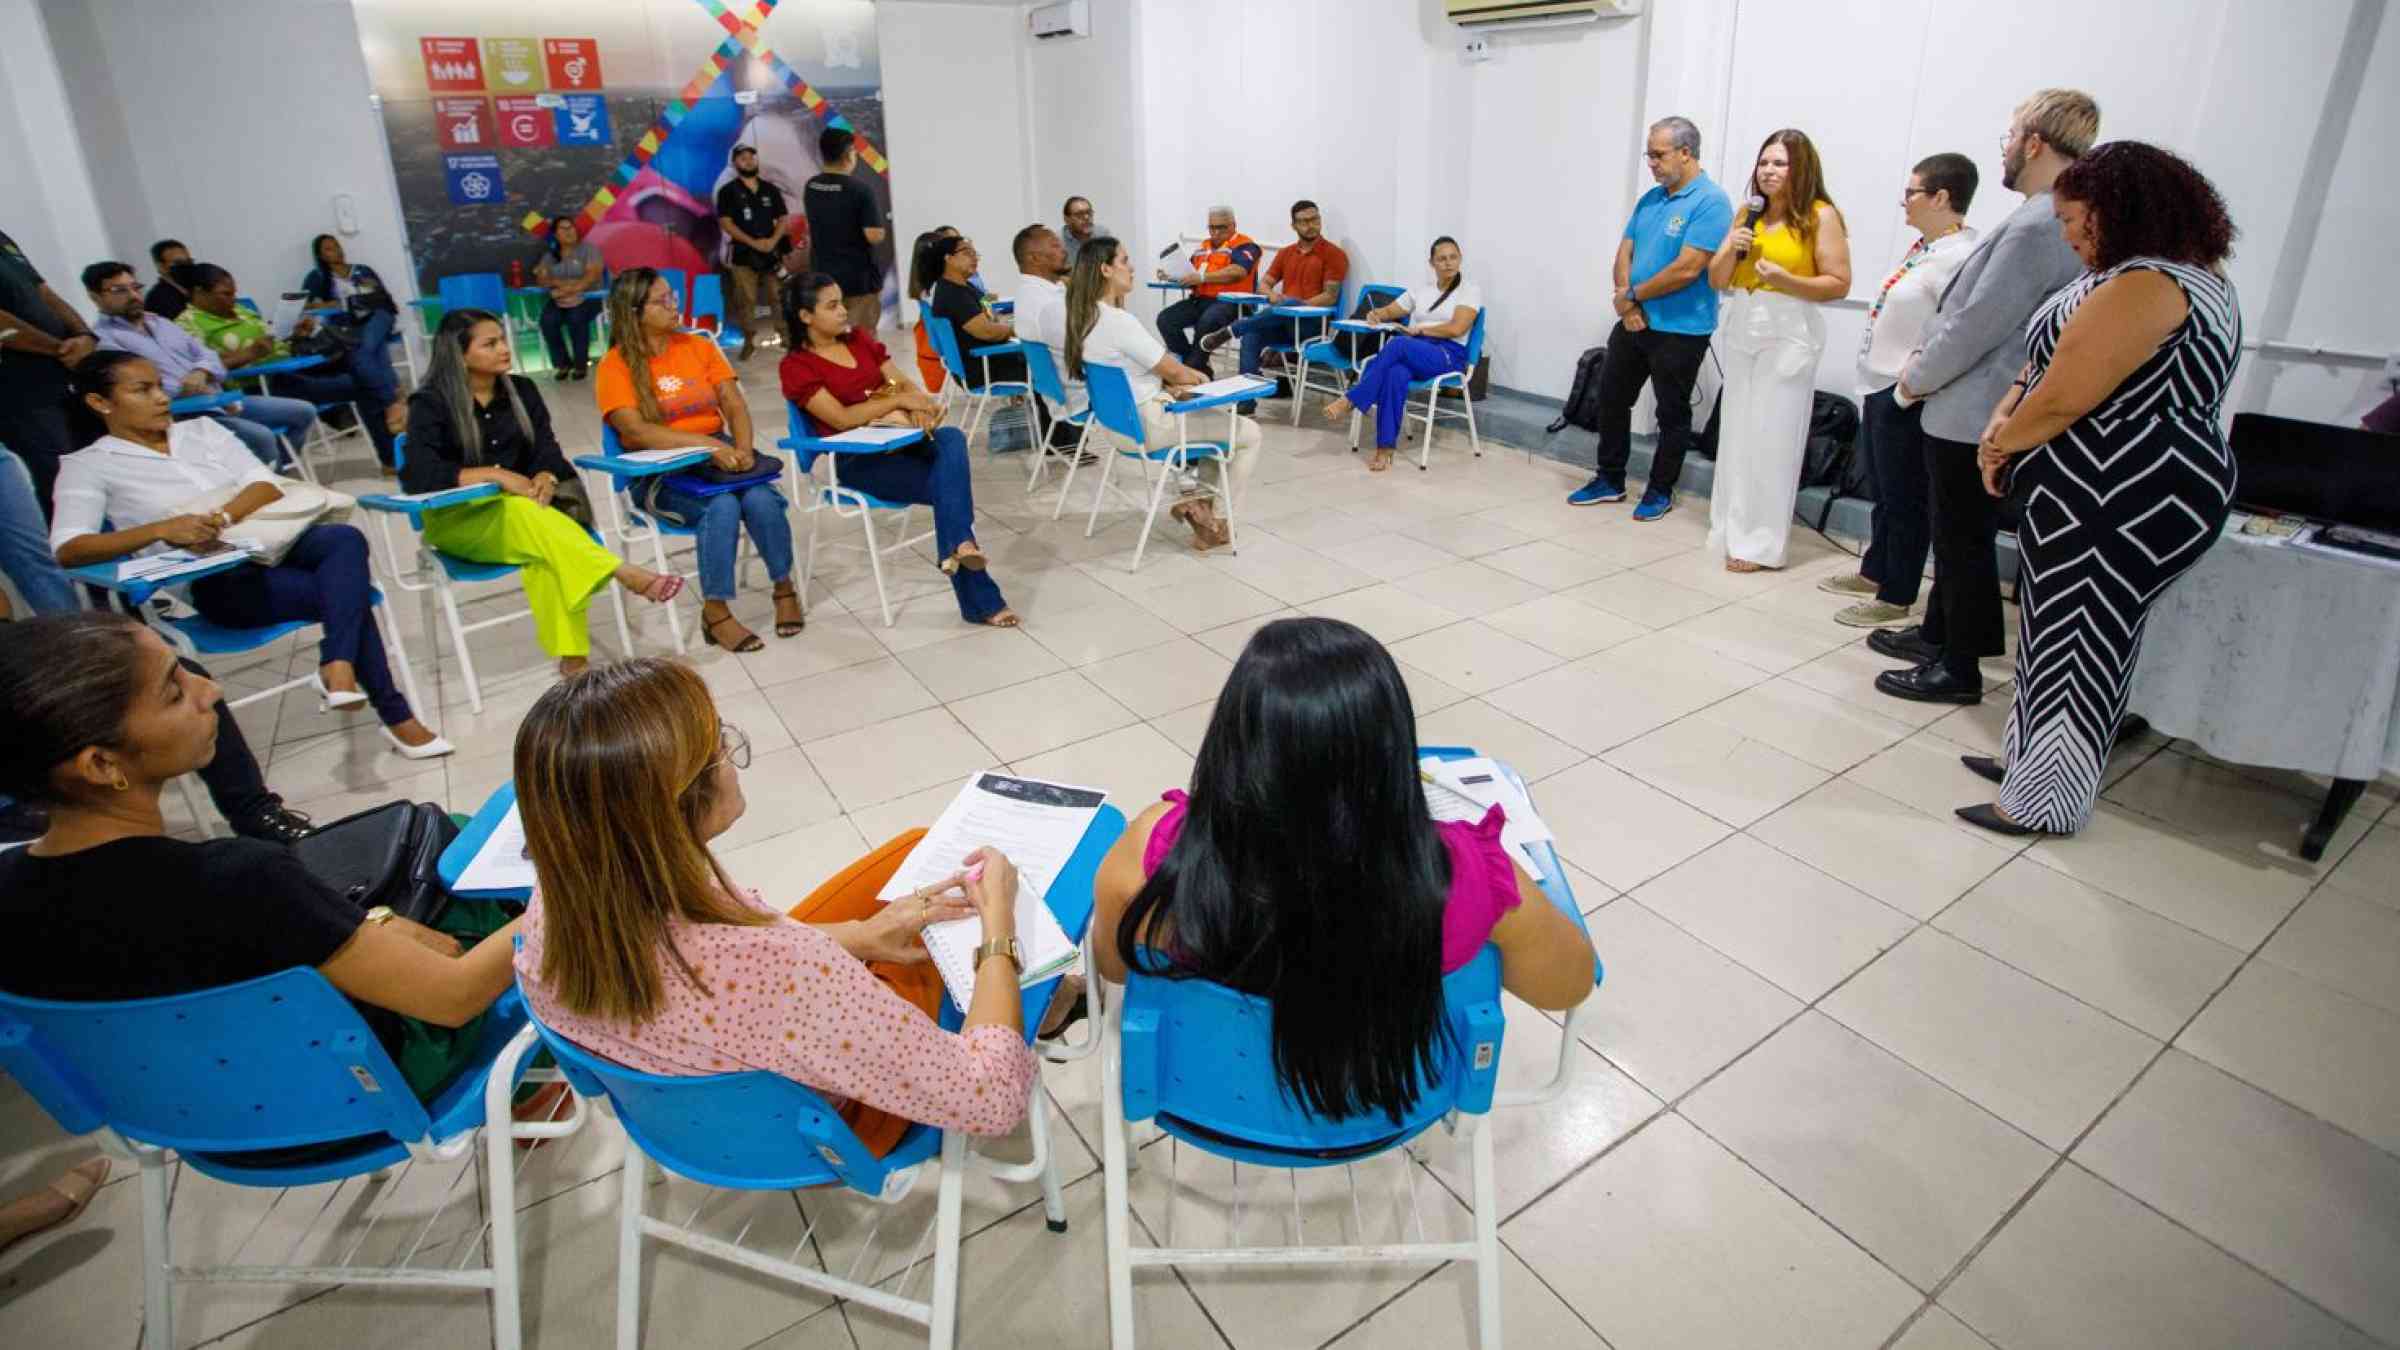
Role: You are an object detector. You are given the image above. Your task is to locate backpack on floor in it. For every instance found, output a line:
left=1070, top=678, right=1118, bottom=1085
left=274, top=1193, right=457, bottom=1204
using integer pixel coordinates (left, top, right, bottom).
left=1798, top=392, right=1864, bottom=530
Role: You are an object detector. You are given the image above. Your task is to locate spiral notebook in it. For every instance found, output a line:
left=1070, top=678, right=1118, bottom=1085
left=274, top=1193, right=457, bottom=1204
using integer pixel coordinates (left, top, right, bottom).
left=876, top=773, right=1104, bottom=1005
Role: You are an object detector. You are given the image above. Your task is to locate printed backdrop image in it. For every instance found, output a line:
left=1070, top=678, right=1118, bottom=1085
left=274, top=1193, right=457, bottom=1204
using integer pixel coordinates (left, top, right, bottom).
left=352, top=0, right=890, bottom=314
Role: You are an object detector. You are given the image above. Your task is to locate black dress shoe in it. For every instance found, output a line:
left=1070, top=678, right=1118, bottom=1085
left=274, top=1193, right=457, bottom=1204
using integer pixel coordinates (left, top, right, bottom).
left=1545, top=416, right=1571, bottom=435
left=1955, top=803, right=2048, bottom=837
left=1875, top=663, right=1983, bottom=705
left=1867, top=625, right=1941, bottom=664
left=231, top=800, right=316, bottom=845
left=1960, top=754, right=2005, bottom=785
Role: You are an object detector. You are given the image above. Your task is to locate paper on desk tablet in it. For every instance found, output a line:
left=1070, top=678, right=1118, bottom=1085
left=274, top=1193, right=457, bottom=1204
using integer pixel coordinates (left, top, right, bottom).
left=826, top=425, right=924, bottom=446
left=1185, top=375, right=1274, bottom=400
left=455, top=803, right=537, bottom=892
left=269, top=293, right=308, bottom=339
left=615, top=447, right=704, bottom=465
left=1420, top=756, right=1553, bottom=875
left=878, top=773, right=1105, bottom=1005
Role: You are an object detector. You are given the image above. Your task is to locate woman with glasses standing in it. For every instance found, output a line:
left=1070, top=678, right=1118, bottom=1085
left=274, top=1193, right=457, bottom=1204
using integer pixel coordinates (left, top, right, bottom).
left=1821, top=155, right=1981, bottom=626
left=1705, top=129, right=1853, bottom=572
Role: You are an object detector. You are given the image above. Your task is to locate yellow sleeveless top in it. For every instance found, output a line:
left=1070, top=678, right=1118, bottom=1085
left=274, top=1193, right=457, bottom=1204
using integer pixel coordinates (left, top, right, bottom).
left=1731, top=202, right=1825, bottom=291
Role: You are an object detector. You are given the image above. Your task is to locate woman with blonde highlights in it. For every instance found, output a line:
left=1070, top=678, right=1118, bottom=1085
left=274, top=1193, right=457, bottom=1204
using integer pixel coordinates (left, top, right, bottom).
left=511, top=658, right=1036, bottom=1152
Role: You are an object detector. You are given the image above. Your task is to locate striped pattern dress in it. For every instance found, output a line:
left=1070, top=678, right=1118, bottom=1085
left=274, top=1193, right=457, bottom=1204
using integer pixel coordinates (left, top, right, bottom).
left=1997, top=258, right=2240, bottom=832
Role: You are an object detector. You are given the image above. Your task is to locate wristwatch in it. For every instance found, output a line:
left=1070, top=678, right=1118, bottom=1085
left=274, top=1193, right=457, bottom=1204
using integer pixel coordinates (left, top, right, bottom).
left=972, top=936, right=1023, bottom=978
left=363, top=905, right=398, bottom=928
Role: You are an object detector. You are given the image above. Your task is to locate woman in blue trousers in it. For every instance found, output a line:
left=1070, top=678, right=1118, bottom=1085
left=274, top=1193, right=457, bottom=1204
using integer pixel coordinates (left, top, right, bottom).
left=1323, top=237, right=1482, bottom=471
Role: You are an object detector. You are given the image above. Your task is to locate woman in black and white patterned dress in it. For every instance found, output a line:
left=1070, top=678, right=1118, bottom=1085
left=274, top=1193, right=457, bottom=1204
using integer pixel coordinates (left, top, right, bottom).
left=1956, top=142, right=2240, bottom=836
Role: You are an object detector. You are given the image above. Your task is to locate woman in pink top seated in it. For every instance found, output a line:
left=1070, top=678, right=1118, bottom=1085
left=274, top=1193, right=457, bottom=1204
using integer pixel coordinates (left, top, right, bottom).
left=513, top=657, right=1035, bottom=1154
left=1088, top=617, right=1595, bottom=1124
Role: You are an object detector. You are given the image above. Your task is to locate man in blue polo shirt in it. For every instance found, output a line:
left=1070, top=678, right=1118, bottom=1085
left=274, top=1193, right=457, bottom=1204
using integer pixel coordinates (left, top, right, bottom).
left=1567, top=116, right=1732, bottom=519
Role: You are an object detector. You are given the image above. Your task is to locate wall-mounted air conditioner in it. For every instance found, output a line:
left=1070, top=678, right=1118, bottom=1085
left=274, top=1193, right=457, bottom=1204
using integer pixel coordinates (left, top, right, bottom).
left=1445, top=0, right=1642, bottom=30
left=1029, top=0, right=1091, bottom=41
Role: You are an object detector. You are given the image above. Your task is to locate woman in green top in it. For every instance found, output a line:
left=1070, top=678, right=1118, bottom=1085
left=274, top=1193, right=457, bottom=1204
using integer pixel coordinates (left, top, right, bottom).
left=178, top=262, right=402, bottom=466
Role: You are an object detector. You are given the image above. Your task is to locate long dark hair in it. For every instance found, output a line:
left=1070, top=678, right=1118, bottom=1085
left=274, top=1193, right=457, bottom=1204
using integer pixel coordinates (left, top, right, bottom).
left=1118, top=617, right=1452, bottom=1124
left=423, top=308, right=535, bottom=463
left=907, top=230, right=949, bottom=300
left=0, top=611, right=150, bottom=805
left=544, top=216, right=578, bottom=262
left=781, top=271, right=843, bottom=342
left=310, top=233, right=342, bottom=270
left=1062, top=236, right=1121, bottom=382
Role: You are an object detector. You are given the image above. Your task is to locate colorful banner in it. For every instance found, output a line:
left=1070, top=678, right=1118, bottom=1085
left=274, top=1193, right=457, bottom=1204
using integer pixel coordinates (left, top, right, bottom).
left=419, top=36, right=482, bottom=91
left=432, top=97, right=491, bottom=150
left=544, top=38, right=603, bottom=91
left=495, top=96, right=554, bottom=148
left=442, top=154, right=505, bottom=205
left=482, top=37, right=543, bottom=92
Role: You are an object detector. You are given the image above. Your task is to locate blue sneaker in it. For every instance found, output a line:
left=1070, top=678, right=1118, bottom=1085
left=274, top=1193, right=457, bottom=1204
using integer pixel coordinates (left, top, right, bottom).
left=1632, top=488, right=1674, bottom=521
left=1567, top=474, right=1626, bottom=506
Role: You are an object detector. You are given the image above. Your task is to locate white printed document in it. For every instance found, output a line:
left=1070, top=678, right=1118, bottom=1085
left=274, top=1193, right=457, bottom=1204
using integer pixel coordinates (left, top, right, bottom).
left=613, top=447, right=708, bottom=465
left=454, top=802, right=536, bottom=892
left=878, top=773, right=1106, bottom=1004
left=823, top=425, right=924, bottom=446
left=269, top=293, right=309, bottom=339
left=1181, top=375, right=1275, bottom=401
left=1420, top=756, right=1555, bottom=876
left=119, top=543, right=258, bottom=583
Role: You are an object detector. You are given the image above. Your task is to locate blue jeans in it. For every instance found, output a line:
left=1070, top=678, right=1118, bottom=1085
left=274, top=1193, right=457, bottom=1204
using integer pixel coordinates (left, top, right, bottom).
left=186, top=524, right=416, bottom=726
left=1233, top=311, right=1326, bottom=377
left=339, top=308, right=400, bottom=393
left=830, top=427, right=1007, bottom=623
left=0, top=446, right=77, bottom=614
left=647, top=480, right=795, bottom=601
left=1347, top=336, right=1466, bottom=448
left=211, top=395, right=320, bottom=468
left=540, top=298, right=600, bottom=373
left=280, top=366, right=397, bottom=466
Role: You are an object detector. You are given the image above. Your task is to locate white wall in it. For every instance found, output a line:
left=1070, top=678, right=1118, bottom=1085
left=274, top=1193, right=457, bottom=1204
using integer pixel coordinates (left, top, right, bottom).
left=878, top=1, right=1037, bottom=305
left=1025, top=0, right=1146, bottom=263
left=39, top=0, right=418, bottom=320
left=0, top=0, right=110, bottom=322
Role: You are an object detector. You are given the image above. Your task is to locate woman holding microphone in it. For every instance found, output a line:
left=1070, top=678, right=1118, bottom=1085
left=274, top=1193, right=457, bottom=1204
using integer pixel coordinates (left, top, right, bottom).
left=1706, top=129, right=1852, bottom=572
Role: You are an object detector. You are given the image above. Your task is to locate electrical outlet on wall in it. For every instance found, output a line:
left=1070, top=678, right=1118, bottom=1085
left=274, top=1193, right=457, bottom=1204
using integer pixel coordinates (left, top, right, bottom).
left=1464, top=36, right=1493, bottom=62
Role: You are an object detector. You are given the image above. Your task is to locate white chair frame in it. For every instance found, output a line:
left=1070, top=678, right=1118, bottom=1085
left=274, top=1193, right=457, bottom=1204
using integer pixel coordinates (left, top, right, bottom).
left=787, top=451, right=936, bottom=629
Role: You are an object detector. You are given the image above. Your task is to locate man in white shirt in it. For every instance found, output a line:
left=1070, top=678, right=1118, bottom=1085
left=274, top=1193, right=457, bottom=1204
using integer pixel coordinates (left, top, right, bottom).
left=1009, top=224, right=1087, bottom=454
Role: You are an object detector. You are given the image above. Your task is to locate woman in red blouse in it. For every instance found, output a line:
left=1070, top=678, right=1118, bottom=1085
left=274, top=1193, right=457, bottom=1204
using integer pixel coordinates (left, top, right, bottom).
left=779, top=273, right=1016, bottom=628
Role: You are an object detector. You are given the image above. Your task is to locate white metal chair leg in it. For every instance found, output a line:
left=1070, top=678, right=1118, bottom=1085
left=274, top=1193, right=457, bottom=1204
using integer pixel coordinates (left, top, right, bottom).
left=1051, top=421, right=1094, bottom=520
left=437, top=578, right=485, bottom=714
left=1027, top=1089, right=1068, bottom=1233
left=1471, top=1121, right=1502, bottom=1349
left=376, top=598, right=426, bottom=718
left=616, top=1144, right=646, bottom=1350
left=929, top=1132, right=968, bottom=1350
left=859, top=503, right=895, bottom=628
left=1099, top=1007, right=1137, bottom=1350
left=484, top=1023, right=544, bottom=1350
left=138, top=1148, right=173, bottom=1350
left=1084, top=447, right=1120, bottom=538
left=608, top=584, right=635, bottom=658
left=1417, top=387, right=1436, bottom=472
left=646, top=530, right=685, bottom=655
left=1463, top=383, right=1483, bottom=458
left=1130, top=453, right=1178, bottom=573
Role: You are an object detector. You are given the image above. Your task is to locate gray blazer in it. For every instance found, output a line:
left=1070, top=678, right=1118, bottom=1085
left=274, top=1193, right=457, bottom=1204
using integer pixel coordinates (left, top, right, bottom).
left=1907, top=191, right=2085, bottom=443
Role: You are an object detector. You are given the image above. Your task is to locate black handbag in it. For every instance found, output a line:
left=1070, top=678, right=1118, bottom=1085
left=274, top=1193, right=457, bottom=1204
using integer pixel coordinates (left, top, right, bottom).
left=290, top=322, right=361, bottom=362
left=292, top=800, right=462, bottom=926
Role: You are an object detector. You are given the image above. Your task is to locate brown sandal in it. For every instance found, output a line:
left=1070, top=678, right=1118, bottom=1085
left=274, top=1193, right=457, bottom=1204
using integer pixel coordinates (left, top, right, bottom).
left=939, top=543, right=989, bottom=576
left=772, top=585, right=806, bottom=638
left=703, top=608, right=764, bottom=653
left=1368, top=447, right=1394, bottom=473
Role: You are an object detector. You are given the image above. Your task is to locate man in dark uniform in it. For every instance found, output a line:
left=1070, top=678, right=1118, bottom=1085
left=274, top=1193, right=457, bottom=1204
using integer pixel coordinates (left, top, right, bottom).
left=0, top=227, right=99, bottom=513
left=715, top=143, right=793, bottom=360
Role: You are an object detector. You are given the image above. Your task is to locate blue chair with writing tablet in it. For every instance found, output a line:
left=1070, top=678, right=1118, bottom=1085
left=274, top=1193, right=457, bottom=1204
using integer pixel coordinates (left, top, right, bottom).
left=777, top=400, right=936, bottom=628
left=924, top=314, right=1034, bottom=455
left=1292, top=282, right=1405, bottom=423
left=1080, top=361, right=1245, bottom=572
left=1018, top=341, right=1095, bottom=502
left=513, top=805, right=1124, bottom=1349
left=1095, top=745, right=1603, bottom=1349
left=0, top=976, right=583, bottom=1350
left=358, top=433, right=634, bottom=714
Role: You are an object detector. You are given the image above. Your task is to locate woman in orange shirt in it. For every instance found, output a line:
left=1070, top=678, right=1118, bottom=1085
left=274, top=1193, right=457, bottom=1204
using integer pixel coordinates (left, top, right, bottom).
left=595, top=268, right=803, bottom=652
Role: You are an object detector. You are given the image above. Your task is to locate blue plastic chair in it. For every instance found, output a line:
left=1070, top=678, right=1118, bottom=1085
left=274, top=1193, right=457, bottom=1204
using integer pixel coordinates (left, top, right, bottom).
left=689, top=272, right=743, bottom=349
left=658, top=267, right=690, bottom=321
left=518, top=804, right=1125, bottom=1349
left=582, top=421, right=774, bottom=653
left=923, top=314, right=1033, bottom=454
left=1079, top=362, right=1233, bottom=572
left=1018, top=342, right=1094, bottom=501
left=0, top=976, right=579, bottom=1350
left=1292, top=282, right=1406, bottom=422
left=357, top=433, right=633, bottom=713
left=1387, top=306, right=1488, bottom=470
left=778, top=399, right=935, bottom=627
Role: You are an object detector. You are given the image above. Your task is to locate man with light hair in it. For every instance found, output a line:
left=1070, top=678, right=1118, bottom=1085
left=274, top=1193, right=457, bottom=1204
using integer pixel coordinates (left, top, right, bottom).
left=1870, top=88, right=2097, bottom=707
left=1154, top=205, right=1260, bottom=366
left=1566, top=115, right=1732, bottom=520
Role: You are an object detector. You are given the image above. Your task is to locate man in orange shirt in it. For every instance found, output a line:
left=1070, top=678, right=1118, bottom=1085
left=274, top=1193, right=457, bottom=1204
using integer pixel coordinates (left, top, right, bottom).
left=1203, top=201, right=1348, bottom=405
left=1154, top=205, right=1259, bottom=366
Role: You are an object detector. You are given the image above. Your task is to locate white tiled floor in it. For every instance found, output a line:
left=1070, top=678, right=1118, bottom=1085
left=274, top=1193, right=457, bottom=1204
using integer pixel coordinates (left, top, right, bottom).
left=5, top=362, right=2399, bottom=1349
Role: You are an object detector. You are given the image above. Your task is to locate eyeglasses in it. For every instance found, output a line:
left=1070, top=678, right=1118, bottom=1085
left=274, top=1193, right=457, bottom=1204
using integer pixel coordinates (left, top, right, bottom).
left=1065, top=206, right=1093, bottom=217
left=1900, top=187, right=1933, bottom=202
left=709, top=722, right=752, bottom=773
left=97, top=283, right=144, bottom=297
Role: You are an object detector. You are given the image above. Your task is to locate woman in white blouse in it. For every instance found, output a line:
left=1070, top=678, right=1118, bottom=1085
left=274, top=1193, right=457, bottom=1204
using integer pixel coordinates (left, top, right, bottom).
left=1820, top=153, right=1981, bottom=626
left=1063, top=235, right=1262, bottom=551
left=1323, top=236, right=1482, bottom=472
left=50, top=352, right=451, bottom=758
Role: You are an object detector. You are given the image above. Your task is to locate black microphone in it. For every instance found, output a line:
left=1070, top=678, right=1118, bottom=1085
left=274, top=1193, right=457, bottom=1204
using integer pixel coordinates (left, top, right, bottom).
left=1734, top=194, right=1766, bottom=260
left=1157, top=243, right=1182, bottom=260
